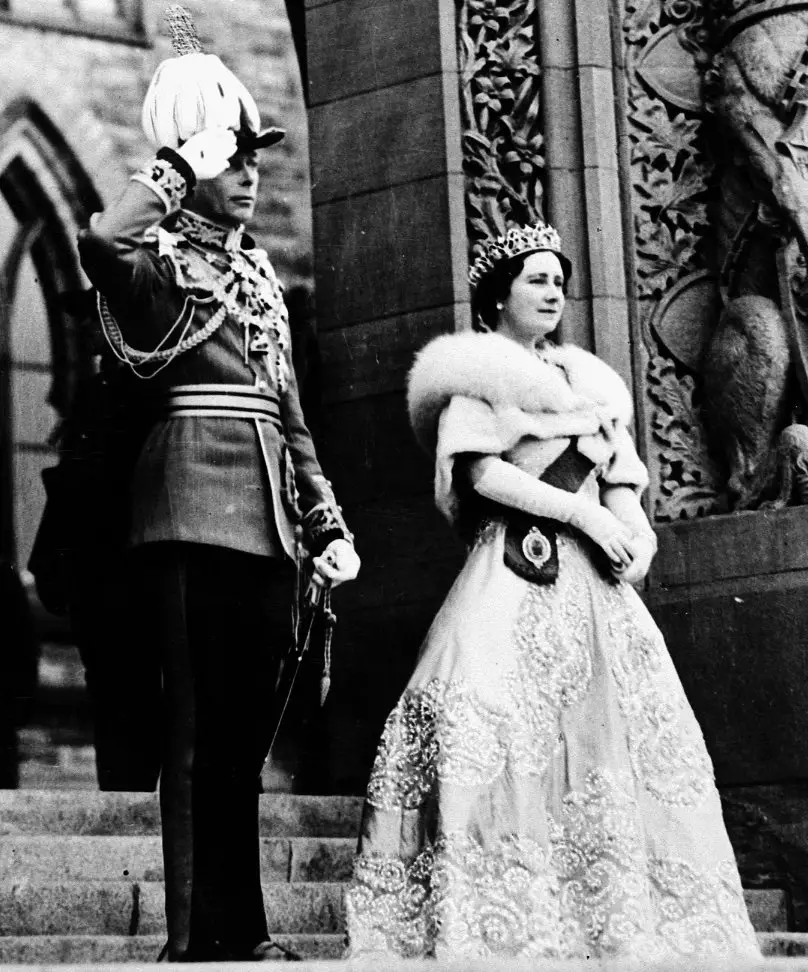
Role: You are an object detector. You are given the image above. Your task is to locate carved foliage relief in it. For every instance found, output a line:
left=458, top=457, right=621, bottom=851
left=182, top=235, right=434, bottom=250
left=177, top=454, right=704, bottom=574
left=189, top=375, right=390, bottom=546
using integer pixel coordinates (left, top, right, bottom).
left=457, top=0, right=544, bottom=254
left=457, top=0, right=734, bottom=518
left=623, top=0, right=727, bottom=519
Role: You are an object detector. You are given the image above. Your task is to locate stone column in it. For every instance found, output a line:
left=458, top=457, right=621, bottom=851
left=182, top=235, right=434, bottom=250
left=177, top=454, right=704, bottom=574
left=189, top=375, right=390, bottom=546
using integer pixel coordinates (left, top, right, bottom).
left=303, top=0, right=469, bottom=791
left=539, top=0, right=634, bottom=387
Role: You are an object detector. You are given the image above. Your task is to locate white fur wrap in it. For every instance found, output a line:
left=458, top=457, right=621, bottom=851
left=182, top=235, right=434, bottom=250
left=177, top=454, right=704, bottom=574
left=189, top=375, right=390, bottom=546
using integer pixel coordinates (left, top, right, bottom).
left=406, top=331, right=647, bottom=523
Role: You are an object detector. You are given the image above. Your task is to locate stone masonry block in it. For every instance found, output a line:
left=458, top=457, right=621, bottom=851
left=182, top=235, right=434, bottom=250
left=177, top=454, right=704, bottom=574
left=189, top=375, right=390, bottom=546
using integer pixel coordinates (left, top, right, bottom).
left=0, top=934, right=345, bottom=964
left=558, top=296, right=594, bottom=354
left=591, top=296, right=633, bottom=388
left=309, top=74, right=452, bottom=204
left=745, top=889, right=790, bottom=933
left=0, top=791, right=363, bottom=838
left=0, top=791, right=161, bottom=837
left=542, top=67, right=584, bottom=172
left=319, top=305, right=457, bottom=403
left=0, top=881, right=135, bottom=936
left=138, top=882, right=346, bottom=935
left=578, top=66, right=620, bottom=173
left=574, top=0, right=614, bottom=68
left=544, top=167, right=591, bottom=303
left=312, top=176, right=462, bottom=328
left=537, top=0, right=576, bottom=69
left=0, top=935, right=161, bottom=965
left=289, top=838, right=355, bottom=883
left=0, top=836, right=164, bottom=883
left=759, top=933, right=808, bottom=957
left=306, top=0, right=444, bottom=106
left=583, top=166, right=627, bottom=299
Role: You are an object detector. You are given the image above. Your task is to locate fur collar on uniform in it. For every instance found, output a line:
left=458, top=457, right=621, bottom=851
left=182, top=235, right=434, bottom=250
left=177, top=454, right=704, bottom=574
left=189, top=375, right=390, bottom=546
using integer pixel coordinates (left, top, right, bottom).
left=407, top=330, right=633, bottom=452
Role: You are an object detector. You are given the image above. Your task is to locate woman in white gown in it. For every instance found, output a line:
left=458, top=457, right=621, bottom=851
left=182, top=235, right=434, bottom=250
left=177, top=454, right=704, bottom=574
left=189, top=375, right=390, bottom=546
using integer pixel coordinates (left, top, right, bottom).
left=344, top=222, right=759, bottom=961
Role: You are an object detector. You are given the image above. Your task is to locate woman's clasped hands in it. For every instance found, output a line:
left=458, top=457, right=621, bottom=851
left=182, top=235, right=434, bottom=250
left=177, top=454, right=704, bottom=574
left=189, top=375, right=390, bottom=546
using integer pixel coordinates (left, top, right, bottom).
left=570, top=503, right=653, bottom=585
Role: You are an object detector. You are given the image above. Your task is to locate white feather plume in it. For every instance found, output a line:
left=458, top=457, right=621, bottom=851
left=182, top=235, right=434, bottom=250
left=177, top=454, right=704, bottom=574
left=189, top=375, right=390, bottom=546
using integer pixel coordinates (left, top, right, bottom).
left=141, top=52, right=261, bottom=149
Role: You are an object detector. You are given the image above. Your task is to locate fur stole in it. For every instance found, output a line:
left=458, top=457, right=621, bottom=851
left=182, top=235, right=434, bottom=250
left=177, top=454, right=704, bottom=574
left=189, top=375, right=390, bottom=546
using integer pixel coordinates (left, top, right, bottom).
left=407, top=331, right=634, bottom=454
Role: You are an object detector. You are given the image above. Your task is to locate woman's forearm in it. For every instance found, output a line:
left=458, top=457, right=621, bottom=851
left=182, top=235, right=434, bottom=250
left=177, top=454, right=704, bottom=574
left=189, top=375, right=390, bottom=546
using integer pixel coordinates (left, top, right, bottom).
left=600, top=485, right=657, bottom=547
left=467, top=455, right=585, bottom=524
left=467, top=455, right=636, bottom=567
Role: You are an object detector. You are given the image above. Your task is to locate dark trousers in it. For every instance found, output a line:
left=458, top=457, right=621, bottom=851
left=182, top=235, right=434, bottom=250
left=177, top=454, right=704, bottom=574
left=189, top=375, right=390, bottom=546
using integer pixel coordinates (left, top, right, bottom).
left=133, top=542, right=294, bottom=961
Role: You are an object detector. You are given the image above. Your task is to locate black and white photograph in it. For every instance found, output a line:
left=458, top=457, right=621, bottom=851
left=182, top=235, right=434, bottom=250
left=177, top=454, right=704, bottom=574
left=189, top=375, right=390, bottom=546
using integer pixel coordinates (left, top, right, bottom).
left=1, top=0, right=808, bottom=968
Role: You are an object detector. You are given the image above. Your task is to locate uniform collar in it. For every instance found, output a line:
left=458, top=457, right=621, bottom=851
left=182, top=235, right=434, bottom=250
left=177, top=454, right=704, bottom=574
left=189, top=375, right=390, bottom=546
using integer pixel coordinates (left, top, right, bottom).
left=171, top=209, right=255, bottom=252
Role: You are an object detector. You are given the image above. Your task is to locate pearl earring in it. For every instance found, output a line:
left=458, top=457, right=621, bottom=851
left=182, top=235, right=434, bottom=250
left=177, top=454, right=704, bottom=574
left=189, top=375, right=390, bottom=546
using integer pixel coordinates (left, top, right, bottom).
left=496, top=302, right=503, bottom=311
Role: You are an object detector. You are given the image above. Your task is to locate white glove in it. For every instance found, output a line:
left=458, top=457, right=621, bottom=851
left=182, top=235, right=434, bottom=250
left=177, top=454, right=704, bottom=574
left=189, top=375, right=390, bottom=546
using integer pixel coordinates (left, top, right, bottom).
left=570, top=504, right=636, bottom=571
left=469, top=456, right=635, bottom=570
left=176, top=127, right=237, bottom=180
left=610, top=533, right=655, bottom=585
left=311, top=539, right=361, bottom=590
left=599, top=484, right=657, bottom=582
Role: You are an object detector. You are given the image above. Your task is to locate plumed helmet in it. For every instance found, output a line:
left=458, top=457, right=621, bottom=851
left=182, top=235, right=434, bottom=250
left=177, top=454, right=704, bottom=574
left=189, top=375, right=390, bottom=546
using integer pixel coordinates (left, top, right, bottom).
left=141, top=5, right=285, bottom=152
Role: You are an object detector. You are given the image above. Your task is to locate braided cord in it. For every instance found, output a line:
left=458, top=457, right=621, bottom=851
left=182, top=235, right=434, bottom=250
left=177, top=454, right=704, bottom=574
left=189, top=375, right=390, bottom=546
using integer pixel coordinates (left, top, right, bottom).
left=97, top=274, right=236, bottom=378
left=319, top=589, right=336, bottom=706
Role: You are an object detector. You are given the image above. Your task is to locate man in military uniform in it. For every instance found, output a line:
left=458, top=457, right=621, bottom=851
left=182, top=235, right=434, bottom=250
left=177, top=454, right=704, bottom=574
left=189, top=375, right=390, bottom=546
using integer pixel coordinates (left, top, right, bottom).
left=77, top=11, right=360, bottom=962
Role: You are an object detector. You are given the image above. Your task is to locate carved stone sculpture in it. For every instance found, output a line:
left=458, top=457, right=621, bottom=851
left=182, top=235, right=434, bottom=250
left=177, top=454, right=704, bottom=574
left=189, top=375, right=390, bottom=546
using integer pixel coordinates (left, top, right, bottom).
left=702, top=1, right=808, bottom=509
left=621, top=0, right=808, bottom=518
left=623, top=0, right=726, bottom=521
left=701, top=296, right=791, bottom=508
left=765, top=421, right=808, bottom=506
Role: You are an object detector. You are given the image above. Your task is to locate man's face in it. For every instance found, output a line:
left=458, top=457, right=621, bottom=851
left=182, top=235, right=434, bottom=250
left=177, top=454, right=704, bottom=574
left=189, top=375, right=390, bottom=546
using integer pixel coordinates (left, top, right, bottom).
left=187, top=149, right=259, bottom=227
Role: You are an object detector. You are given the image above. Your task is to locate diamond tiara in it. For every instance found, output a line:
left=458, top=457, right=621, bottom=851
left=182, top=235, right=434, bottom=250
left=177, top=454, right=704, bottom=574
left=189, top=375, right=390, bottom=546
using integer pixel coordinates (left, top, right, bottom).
left=468, top=222, right=564, bottom=287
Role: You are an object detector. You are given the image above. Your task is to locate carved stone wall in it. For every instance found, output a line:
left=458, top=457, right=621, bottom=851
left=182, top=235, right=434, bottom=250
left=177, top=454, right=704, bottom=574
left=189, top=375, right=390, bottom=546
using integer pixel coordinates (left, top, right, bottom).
left=457, top=0, right=743, bottom=521
left=622, top=0, right=729, bottom=521
left=623, top=0, right=808, bottom=521
left=459, top=0, right=764, bottom=521
left=457, top=0, right=544, bottom=255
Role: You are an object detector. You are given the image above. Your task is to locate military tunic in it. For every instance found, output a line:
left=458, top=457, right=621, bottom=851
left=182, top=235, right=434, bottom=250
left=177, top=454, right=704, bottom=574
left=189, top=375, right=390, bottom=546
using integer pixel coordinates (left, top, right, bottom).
left=78, top=160, right=347, bottom=561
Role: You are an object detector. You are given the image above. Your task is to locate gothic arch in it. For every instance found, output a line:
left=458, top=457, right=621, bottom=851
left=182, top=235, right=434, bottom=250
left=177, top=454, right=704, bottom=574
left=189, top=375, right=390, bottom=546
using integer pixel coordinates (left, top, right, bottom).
left=0, top=98, right=101, bottom=563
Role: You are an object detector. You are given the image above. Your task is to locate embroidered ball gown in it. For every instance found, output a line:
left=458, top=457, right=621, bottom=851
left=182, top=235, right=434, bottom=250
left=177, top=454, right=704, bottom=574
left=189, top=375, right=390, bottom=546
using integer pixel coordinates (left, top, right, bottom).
left=344, top=332, right=759, bottom=961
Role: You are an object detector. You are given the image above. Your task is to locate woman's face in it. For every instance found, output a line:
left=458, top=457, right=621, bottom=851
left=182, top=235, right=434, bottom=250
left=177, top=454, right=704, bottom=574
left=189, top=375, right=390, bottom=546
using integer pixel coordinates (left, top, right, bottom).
left=497, top=250, right=565, bottom=347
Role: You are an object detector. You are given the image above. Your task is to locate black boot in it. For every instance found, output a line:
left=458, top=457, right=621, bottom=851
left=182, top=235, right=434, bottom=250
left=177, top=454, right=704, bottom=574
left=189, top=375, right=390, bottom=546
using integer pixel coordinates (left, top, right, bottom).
left=247, top=939, right=303, bottom=962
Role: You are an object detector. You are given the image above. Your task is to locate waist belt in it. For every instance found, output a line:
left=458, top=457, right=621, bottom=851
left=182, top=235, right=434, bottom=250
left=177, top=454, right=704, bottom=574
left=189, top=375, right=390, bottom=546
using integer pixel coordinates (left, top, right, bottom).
left=164, top=383, right=282, bottom=430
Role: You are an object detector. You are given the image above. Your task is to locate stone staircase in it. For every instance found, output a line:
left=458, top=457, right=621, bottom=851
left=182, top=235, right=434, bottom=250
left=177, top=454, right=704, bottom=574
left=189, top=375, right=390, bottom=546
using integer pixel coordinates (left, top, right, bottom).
left=1, top=789, right=808, bottom=966
left=0, top=790, right=362, bottom=964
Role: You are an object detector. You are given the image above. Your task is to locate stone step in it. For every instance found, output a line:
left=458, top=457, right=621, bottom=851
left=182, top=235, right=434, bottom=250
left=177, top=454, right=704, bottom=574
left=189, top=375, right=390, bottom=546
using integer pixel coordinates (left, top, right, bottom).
left=759, top=933, right=808, bottom=957
left=0, top=933, right=344, bottom=964
left=746, top=888, right=790, bottom=933
left=0, top=791, right=363, bottom=837
left=0, top=835, right=355, bottom=883
left=0, top=881, right=787, bottom=939
left=0, top=934, right=803, bottom=969
left=0, top=838, right=783, bottom=925
left=0, top=881, right=344, bottom=937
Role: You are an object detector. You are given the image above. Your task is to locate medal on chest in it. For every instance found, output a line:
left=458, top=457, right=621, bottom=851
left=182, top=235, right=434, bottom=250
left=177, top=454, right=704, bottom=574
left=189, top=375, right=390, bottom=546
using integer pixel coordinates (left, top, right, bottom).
left=201, top=245, right=292, bottom=392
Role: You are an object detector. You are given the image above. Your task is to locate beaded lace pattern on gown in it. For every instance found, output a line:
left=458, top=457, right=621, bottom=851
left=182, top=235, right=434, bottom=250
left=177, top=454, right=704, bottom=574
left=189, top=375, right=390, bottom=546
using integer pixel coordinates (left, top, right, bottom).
left=345, top=463, right=759, bottom=959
